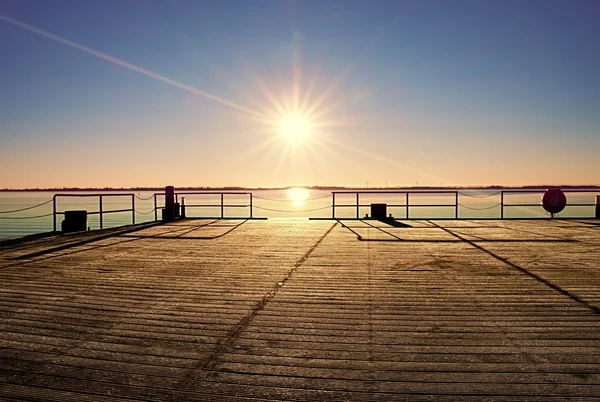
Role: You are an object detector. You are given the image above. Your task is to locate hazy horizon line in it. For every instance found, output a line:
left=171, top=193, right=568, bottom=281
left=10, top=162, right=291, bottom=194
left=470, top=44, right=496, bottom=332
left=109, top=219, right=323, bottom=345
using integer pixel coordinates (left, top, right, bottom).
left=2, top=184, right=600, bottom=192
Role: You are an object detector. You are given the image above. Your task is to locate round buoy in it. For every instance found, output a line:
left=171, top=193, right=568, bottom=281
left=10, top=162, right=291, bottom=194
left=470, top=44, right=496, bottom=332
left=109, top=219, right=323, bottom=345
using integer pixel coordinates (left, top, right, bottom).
left=541, top=188, right=567, bottom=214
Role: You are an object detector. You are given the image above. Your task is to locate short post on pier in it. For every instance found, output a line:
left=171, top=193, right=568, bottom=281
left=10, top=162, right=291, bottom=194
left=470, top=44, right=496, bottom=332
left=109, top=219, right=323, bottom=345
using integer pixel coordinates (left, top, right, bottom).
left=596, top=195, right=600, bottom=219
left=164, top=186, right=175, bottom=221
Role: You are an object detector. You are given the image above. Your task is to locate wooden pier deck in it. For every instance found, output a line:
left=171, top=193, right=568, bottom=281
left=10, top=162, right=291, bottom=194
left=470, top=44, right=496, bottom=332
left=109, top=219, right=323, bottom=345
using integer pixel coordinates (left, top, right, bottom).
left=1, top=218, right=599, bottom=401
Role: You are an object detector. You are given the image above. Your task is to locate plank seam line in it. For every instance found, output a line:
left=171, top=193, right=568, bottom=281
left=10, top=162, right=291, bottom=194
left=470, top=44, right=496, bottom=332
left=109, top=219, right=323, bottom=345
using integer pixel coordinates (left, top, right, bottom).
left=197, top=222, right=339, bottom=372
left=429, top=221, right=600, bottom=316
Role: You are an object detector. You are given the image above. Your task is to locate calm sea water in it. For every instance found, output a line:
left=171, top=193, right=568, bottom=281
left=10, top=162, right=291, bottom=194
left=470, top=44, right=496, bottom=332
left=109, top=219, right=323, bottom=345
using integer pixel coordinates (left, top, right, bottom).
left=0, top=189, right=597, bottom=238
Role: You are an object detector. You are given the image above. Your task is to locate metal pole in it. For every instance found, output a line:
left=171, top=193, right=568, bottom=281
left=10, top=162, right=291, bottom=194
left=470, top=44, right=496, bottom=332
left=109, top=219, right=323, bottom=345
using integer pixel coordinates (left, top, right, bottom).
left=332, top=193, right=336, bottom=219
left=99, top=195, right=103, bottom=229
left=250, top=194, right=253, bottom=218
left=455, top=191, right=459, bottom=219
left=356, top=193, right=359, bottom=219
left=53, top=195, right=57, bottom=232
left=154, top=194, right=158, bottom=222
left=221, top=193, right=224, bottom=218
left=165, top=186, right=175, bottom=221
left=406, top=192, right=409, bottom=219
left=500, top=191, right=504, bottom=219
left=132, top=195, right=135, bottom=225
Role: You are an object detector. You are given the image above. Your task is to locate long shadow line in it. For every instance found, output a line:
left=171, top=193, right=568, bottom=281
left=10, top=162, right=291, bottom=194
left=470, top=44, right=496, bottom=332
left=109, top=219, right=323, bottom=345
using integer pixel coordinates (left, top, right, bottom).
left=499, top=224, right=580, bottom=241
left=0, top=237, right=142, bottom=271
left=173, top=219, right=220, bottom=237
left=12, top=221, right=170, bottom=261
left=338, top=220, right=366, bottom=240
left=361, top=220, right=403, bottom=241
left=0, top=220, right=235, bottom=256
left=428, top=221, right=600, bottom=316
left=119, top=219, right=249, bottom=240
left=339, top=220, right=575, bottom=243
left=442, top=229, right=488, bottom=241
left=186, top=221, right=338, bottom=378
left=1, top=221, right=227, bottom=270
left=0, top=232, right=59, bottom=253
left=0, top=236, right=65, bottom=257
left=356, top=238, right=572, bottom=243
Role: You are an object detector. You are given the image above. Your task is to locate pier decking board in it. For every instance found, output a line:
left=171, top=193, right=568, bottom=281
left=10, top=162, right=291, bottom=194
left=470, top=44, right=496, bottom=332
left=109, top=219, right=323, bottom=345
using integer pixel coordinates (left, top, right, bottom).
left=0, top=219, right=599, bottom=400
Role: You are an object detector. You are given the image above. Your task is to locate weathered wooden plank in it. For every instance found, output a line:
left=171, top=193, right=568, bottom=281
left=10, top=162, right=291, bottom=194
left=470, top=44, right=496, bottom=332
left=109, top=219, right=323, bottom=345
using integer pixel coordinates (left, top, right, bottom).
left=0, top=219, right=599, bottom=400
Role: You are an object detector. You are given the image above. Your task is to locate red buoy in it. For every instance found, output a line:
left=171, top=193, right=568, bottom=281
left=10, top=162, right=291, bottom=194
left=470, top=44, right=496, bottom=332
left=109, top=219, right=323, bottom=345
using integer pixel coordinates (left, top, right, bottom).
left=541, top=188, right=567, bottom=214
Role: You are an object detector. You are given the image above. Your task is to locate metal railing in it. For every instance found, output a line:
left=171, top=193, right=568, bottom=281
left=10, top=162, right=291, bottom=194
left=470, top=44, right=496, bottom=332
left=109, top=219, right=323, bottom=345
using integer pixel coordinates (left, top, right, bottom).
left=153, top=192, right=254, bottom=220
left=332, top=190, right=458, bottom=219
left=500, top=189, right=599, bottom=219
left=329, top=189, right=600, bottom=220
left=53, top=193, right=135, bottom=232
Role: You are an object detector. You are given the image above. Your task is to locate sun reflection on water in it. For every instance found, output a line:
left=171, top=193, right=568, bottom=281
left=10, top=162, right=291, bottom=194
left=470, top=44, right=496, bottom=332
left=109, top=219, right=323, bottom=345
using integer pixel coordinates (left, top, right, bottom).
left=287, top=187, right=310, bottom=207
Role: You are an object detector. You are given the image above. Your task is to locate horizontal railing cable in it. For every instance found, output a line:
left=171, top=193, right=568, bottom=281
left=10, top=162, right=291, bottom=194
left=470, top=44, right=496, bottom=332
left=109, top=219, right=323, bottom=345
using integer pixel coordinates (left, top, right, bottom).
left=0, top=199, right=52, bottom=214
left=134, top=207, right=156, bottom=215
left=458, top=202, right=501, bottom=211
left=0, top=212, right=54, bottom=219
left=134, top=194, right=155, bottom=201
left=253, top=205, right=331, bottom=213
left=252, top=194, right=331, bottom=202
left=458, top=191, right=501, bottom=198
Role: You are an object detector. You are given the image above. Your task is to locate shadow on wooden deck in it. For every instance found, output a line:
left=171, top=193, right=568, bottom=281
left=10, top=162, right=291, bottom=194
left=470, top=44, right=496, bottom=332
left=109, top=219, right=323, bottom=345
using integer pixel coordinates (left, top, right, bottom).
left=1, top=219, right=599, bottom=400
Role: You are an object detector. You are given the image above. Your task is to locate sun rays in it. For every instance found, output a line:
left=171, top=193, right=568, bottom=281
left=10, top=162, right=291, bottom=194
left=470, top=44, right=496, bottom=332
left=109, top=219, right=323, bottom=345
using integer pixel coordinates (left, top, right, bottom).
left=235, top=54, right=353, bottom=187
left=0, top=14, right=453, bottom=187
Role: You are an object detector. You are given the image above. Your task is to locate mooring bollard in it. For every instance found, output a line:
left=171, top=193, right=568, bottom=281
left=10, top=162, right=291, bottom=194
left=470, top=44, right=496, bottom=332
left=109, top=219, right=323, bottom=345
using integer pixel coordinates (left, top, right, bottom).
left=62, top=210, right=88, bottom=233
left=596, top=195, right=600, bottom=219
left=164, top=186, right=175, bottom=221
left=371, top=203, right=387, bottom=220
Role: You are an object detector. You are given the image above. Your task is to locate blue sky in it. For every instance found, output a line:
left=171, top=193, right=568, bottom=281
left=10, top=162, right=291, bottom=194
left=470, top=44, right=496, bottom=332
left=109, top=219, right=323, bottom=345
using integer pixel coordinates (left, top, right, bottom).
left=1, top=0, right=599, bottom=188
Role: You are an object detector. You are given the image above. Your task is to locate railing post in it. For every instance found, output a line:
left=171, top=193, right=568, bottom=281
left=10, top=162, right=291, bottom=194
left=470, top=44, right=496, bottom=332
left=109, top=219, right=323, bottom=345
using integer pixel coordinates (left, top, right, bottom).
left=99, top=195, right=103, bottom=229
left=455, top=191, right=459, bottom=219
left=356, top=193, right=359, bottom=219
left=154, top=194, right=158, bottom=222
left=406, top=192, right=409, bottom=219
left=501, top=191, right=504, bottom=219
left=131, top=195, right=135, bottom=225
left=221, top=193, right=224, bottom=219
left=165, top=186, right=175, bottom=221
left=53, top=195, right=57, bottom=232
left=250, top=193, right=253, bottom=218
left=332, top=193, right=336, bottom=219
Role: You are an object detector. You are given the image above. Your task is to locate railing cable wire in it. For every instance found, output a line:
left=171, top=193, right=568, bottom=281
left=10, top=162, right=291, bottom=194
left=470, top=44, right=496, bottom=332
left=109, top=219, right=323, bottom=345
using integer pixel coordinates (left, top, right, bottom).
left=458, top=203, right=501, bottom=211
left=253, top=205, right=331, bottom=213
left=253, top=194, right=332, bottom=202
left=134, top=207, right=156, bottom=215
left=458, top=191, right=501, bottom=198
left=0, top=212, right=54, bottom=220
left=0, top=199, right=53, bottom=214
left=134, top=194, right=155, bottom=201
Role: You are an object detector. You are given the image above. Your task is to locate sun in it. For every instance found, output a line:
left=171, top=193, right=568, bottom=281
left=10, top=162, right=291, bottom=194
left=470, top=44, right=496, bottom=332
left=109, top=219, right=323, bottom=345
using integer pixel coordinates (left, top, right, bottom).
left=278, top=113, right=312, bottom=143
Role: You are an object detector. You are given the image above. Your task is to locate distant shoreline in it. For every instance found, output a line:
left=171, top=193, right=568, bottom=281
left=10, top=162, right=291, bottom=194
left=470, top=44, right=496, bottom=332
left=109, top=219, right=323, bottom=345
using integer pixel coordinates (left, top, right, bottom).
left=1, top=185, right=599, bottom=192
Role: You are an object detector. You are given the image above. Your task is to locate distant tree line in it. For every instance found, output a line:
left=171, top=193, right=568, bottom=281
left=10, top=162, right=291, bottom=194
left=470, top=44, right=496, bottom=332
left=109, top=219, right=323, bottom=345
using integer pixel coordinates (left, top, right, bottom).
left=1, top=184, right=600, bottom=192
